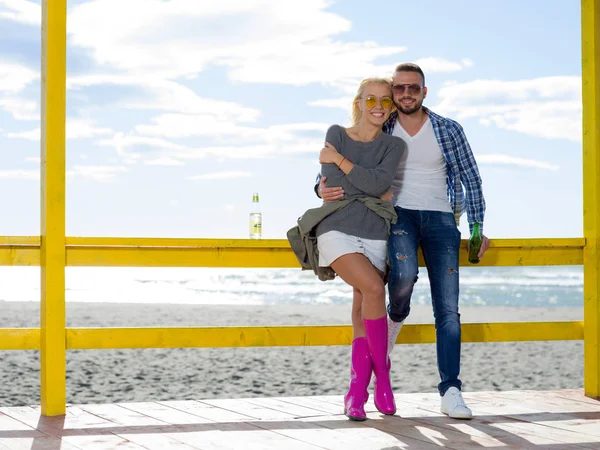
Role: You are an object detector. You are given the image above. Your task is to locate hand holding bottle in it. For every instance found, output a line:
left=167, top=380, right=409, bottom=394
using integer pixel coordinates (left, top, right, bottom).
left=467, top=222, right=490, bottom=263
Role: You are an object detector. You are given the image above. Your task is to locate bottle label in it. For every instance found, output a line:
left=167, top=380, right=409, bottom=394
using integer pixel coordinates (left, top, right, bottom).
left=249, top=213, right=262, bottom=238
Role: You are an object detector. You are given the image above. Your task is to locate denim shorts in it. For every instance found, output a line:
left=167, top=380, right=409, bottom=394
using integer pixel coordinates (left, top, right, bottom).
left=317, top=231, right=387, bottom=272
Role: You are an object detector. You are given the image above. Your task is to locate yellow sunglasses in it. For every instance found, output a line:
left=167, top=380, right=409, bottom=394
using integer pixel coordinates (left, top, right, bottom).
left=364, top=95, right=393, bottom=109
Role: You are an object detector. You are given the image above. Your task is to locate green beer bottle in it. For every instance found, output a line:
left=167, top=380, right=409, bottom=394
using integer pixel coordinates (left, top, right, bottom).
left=468, top=222, right=482, bottom=264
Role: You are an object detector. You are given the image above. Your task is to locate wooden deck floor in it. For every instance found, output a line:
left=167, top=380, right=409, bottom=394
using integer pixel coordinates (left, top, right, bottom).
left=0, top=389, right=598, bottom=449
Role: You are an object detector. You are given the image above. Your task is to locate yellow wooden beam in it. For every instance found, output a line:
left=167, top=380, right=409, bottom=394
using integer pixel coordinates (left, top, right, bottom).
left=65, top=321, right=584, bottom=349
left=65, top=237, right=584, bottom=267
left=0, top=321, right=583, bottom=350
left=0, top=329, right=40, bottom=350
left=0, top=237, right=586, bottom=267
left=583, top=0, right=600, bottom=400
left=40, top=0, right=67, bottom=416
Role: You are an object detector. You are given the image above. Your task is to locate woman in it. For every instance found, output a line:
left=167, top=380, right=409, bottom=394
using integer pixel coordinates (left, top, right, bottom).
left=299, top=77, right=406, bottom=420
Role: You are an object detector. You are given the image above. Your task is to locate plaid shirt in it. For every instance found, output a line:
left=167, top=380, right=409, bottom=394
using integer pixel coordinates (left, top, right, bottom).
left=382, top=106, right=486, bottom=232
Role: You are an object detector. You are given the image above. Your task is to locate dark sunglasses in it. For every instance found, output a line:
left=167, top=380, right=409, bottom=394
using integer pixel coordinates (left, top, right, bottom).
left=392, top=84, right=423, bottom=95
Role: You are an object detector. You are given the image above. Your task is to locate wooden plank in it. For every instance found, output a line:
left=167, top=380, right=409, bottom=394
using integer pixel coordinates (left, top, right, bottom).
left=0, top=410, right=50, bottom=450
left=0, top=411, right=42, bottom=434
left=0, top=437, right=79, bottom=450
left=271, top=397, right=343, bottom=415
left=201, top=398, right=295, bottom=421
left=412, top=393, right=600, bottom=449
left=163, top=422, right=325, bottom=450
left=109, top=431, right=201, bottom=450
left=158, top=400, right=256, bottom=423
left=293, top=413, right=444, bottom=450
left=0, top=406, right=60, bottom=435
left=258, top=415, right=440, bottom=450
left=62, top=432, right=146, bottom=450
left=555, top=389, right=600, bottom=406
left=2, top=392, right=600, bottom=449
left=243, top=397, right=334, bottom=418
left=65, top=404, right=201, bottom=449
left=56, top=405, right=122, bottom=430
left=77, top=404, right=168, bottom=428
left=117, top=402, right=215, bottom=425
left=270, top=396, right=501, bottom=449
left=367, top=391, right=600, bottom=448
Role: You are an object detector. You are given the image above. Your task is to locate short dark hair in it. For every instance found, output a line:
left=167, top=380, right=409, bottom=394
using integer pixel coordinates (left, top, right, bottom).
left=394, top=63, right=425, bottom=86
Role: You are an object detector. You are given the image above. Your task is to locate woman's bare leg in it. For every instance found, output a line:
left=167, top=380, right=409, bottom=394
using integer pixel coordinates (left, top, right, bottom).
left=351, top=288, right=365, bottom=338
left=330, top=254, right=386, bottom=319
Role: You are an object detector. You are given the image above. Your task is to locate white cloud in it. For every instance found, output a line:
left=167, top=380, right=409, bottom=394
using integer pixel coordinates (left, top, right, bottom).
left=0, top=97, right=37, bottom=120
left=477, top=154, right=559, bottom=171
left=308, top=97, right=353, bottom=111
left=95, top=134, right=205, bottom=164
left=99, top=120, right=327, bottom=164
left=7, top=128, right=39, bottom=140
left=0, top=61, right=39, bottom=120
left=144, top=158, right=185, bottom=166
left=68, top=77, right=260, bottom=122
left=434, top=76, right=581, bottom=141
left=412, top=57, right=472, bottom=73
left=66, top=119, right=113, bottom=139
left=6, top=119, right=113, bottom=140
left=0, top=0, right=40, bottom=25
left=67, top=165, right=128, bottom=182
left=187, top=171, right=252, bottom=181
left=134, top=115, right=328, bottom=141
left=65, top=0, right=468, bottom=91
left=25, top=156, right=40, bottom=163
left=0, top=61, right=38, bottom=93
left=0, top=169, right=38, bottom=180
left=0, top=163, right=127, bottom=182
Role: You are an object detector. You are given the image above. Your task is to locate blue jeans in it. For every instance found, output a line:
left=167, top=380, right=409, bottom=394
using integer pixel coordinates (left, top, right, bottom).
left=387, top=206, right=462, bottom=395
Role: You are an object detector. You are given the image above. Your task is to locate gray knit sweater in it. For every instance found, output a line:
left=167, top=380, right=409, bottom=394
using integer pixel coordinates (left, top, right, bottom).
left=315, top=125, right=406, bottom=240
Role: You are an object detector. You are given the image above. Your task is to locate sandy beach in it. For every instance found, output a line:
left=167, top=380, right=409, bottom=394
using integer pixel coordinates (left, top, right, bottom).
left=0, top=302, right=583, bottom=407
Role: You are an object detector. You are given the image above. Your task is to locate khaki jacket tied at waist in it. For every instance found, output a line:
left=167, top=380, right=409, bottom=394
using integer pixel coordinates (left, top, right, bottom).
left=286, top=197, right=397, bottom=281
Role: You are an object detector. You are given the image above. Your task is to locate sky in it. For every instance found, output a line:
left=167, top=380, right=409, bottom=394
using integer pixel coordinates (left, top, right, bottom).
left=0, top=0, right=584, bottom=240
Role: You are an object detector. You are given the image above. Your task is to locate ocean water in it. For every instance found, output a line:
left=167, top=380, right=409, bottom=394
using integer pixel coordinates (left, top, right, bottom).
left=0, top=266, right=583, bottom=308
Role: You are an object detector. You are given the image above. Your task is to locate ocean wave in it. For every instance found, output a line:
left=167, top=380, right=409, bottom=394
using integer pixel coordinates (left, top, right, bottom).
left=0, top=266, right=584, bottom=307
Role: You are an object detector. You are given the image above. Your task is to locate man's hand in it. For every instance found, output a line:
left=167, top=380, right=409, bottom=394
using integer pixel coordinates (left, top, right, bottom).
left=467, top=234, right=490, bottom=259
left=379, top=189, right=393, bottom=201
left=318, top=176, right=344, bottom=202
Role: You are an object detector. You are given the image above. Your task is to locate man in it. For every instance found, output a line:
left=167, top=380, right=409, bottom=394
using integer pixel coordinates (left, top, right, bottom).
left=317, top=63, right=490, bottom=419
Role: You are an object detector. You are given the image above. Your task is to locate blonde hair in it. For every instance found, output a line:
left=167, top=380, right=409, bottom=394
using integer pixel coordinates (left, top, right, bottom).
left=351, top=77, right=393, bottom=126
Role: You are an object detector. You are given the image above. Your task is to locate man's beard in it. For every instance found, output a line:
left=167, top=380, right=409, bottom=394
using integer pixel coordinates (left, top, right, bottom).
left=395, top=98, right=422, bottom=115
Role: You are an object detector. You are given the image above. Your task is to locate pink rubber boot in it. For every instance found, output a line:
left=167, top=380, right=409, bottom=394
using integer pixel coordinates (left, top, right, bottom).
left=364, top=316, right=396, bottom=415
left=343, top=337, right=372, bottom=420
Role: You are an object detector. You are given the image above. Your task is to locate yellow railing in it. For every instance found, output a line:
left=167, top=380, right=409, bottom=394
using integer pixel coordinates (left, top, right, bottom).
left=3, top=0, right=596, bottom=416
left=0, top=236, right=587, bottom=267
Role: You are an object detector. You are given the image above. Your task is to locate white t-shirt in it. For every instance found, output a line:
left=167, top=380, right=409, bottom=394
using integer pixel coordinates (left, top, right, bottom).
left=391, top=118, right=452, bottom=212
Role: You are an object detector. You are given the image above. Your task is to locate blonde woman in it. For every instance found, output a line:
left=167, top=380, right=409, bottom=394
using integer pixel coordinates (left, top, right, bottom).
left=316, top=78, right=407, bottom=420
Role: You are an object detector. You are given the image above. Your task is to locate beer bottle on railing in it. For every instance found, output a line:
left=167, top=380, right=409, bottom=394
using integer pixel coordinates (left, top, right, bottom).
left=468, top=222, right=482, bottom=264
left=249, top=192, right=262, bottom=239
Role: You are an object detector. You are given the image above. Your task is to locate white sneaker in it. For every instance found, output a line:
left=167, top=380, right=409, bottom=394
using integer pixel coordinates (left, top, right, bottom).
left=441, top=387, right=473, bottom=419
left=387, top=318, right=404, bottom=359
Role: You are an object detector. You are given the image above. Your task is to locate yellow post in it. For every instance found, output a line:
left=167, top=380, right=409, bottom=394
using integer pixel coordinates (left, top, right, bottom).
left=40, top=0, right=67, bottom=415
left=582, top=0, right=600, bottom=399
